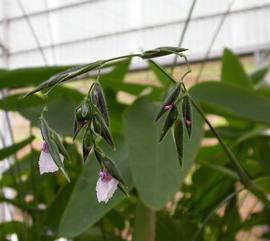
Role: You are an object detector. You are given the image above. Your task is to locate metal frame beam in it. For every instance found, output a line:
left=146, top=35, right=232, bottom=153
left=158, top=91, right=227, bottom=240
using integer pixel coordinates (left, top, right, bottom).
left=1, top=4, right=270, bottom=58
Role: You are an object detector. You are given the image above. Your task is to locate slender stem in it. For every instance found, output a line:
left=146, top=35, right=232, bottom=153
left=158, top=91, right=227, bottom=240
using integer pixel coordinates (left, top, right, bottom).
left=190, top=97, right=252, bottom=188
left=45, top=53, right=141, bottom=97
left=178, top=53, right=192, bottom=82
left=133, top=200, right=156, bottom=241
left=104, top=53, right=142, bottom=63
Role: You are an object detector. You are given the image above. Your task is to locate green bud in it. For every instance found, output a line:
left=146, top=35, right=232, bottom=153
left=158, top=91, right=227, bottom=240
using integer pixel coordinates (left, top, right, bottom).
left=155, top=82, right=181, bottom=122
left=94, top=146, right=105, bottom=166
left=82, top=127, right=94, bottom=162
left=51, top=130, right=70, bottom=160
left=94, top=115, right=115, bottom=149
left=102, top=157, right=126, bottom=185
left=142, top=46, right=187, bottom=59
left=173, top=119, right=184, bottom=167
left=182, top=95, right=192, bottom=138
left=90, top=83, right=109, bottom=126
left=159, top=106, right=178, bottom=142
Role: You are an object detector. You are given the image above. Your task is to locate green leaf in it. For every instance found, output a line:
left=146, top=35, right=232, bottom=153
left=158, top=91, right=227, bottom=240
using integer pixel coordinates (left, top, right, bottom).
left=190, top=81, right=270, bottom=125
left=58, top=135, right=132, bottom=238
left=2, top=150, right=39, bottom=178
left=0, top=66, right=73, bottom=89
left=44, top=183, right=76, bottom=235
left=0, top=221, right=26, bottom=237
left=123, top=97, right=203, bottom=209
left=250, top=66, right=269, bottom=86
left=0, top=136, right=34, bottom=161
left=221, top=48, right=253, bottom=89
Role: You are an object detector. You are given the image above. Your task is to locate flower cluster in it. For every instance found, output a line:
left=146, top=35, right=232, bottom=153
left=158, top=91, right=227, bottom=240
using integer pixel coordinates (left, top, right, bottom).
left=38, top=82, right=126, bottom=203
left=155, top=83, right=193, bottom=166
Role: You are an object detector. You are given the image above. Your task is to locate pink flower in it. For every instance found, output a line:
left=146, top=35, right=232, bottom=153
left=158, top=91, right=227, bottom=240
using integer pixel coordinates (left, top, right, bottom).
left=96, top=170, right=119, bottom=203
left=39, top=142, right=64, bottom=175
left=164, top=104, right=175, bottom=111
left=185, top=119, right=192, bottom=125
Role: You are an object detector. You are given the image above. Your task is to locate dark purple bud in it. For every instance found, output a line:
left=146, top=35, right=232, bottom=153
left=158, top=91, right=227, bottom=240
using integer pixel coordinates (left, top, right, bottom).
left=99, top=170, right=113, bottom=182
left=42, top=142, right=49, bottom=154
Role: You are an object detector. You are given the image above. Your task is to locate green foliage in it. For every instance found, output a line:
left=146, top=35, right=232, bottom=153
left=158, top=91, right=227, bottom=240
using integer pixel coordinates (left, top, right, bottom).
left=221, top=48, right=253, bottom=89
left=0, top=136, right=34, bottom=161
left=0, top=66, right=74, bottom=89
left=190, top=81, right=270, bottom=125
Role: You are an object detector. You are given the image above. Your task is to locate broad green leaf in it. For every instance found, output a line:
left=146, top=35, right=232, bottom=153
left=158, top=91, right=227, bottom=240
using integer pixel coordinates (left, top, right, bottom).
left=221, top=48, right=253, bottom=89
left=58, top=135, right=132, bottom=238
left=0, top=136, right=34, bottom=161
left=123, top=97, right=203, bottom=209
left=190, top=81, right=270, bottom=125
left=44, top=183, right=76, bottom=235
left=0, top=66, right=73, bottom=89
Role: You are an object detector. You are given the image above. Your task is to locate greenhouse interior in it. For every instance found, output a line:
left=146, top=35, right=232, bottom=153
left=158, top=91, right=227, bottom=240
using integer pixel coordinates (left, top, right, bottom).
left=0, top=0, right=270, bottom=240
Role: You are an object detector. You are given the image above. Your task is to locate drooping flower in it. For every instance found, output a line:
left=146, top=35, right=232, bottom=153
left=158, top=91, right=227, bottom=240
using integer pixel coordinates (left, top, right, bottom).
left=39, top=142, right=64, bottom=175
left=96, top=170, right=119, bottom=203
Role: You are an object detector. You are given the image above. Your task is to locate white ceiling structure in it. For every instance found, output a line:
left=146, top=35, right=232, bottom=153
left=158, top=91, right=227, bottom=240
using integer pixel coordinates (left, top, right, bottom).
left=0, top=0, right=270, bottom=69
